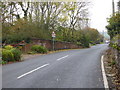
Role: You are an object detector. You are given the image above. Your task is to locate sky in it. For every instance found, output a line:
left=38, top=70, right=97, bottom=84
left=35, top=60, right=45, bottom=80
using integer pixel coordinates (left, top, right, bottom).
left=89, top=0, right=119, bottom=32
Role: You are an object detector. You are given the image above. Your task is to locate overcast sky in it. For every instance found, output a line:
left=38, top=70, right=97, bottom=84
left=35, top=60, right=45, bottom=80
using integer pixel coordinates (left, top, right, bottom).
left=89, top=0, right=119, bottom=32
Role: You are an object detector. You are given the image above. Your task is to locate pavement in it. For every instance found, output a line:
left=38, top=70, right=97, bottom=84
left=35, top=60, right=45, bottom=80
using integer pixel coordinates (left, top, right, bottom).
left=2, top=44, right=108, bottom=88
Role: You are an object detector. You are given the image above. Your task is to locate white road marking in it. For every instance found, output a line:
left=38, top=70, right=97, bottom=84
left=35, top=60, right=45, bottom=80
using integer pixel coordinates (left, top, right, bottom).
left=57, top=55, right=69, bottom=61
left=17, top=64, right=49, bottom=79
left=101, top=55, right=109, bottom=89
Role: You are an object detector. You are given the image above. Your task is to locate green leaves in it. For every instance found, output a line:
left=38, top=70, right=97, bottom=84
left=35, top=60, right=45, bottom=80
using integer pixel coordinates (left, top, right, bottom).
left=2, top=45, right=22, bottom=62
left=31, top=45, right=48, bottom=54
left=2, top=49, right=14, bottom=62
left=106, top=13, right=120, bottom=39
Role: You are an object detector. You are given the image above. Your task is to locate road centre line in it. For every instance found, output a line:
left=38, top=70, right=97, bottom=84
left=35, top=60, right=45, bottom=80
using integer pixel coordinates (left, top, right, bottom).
left=17, top=64, right=49, bottom=79
left=57, top=55, right=69, bottom=61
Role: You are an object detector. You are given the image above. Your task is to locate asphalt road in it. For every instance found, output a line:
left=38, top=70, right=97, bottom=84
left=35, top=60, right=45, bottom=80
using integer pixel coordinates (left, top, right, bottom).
left=2, top=44, right=108, bottom=88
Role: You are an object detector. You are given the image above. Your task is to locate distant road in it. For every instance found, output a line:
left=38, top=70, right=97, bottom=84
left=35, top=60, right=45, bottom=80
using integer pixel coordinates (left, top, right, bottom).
left=2, top=44, right=108, bottom=88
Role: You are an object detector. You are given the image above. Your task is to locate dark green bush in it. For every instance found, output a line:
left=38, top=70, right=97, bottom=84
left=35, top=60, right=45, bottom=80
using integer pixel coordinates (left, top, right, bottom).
left=31, top=45, right=48, bottom=53
left=2, top=49, right=14, bottom=62
left=0, top=60, right=7, bottom=64
left=11, top=48, right=22, bottom=61
left=80, top=34, right=90, bottom=48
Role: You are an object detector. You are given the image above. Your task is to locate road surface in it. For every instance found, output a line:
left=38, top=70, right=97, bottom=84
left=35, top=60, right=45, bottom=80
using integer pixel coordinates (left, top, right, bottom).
left=2, top=44, right=108, bottom=88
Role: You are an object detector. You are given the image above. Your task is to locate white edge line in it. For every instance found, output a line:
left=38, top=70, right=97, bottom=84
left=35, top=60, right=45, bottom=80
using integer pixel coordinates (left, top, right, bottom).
left=57, top=55, right=69, bottom=61
left=101, top=55, right=109, bottom=89
left=17, top=64, right=49, bottom=79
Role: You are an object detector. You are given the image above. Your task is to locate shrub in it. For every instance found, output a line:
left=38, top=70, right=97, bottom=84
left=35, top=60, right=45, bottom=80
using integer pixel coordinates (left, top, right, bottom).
left=0, top=60, right=7, bottom=65
left=31, top=45, right=40, bottom=53
left=27, top=51, right=36, bottom=54
left=77, top=42, right=82, bottom=46
left=4, top=45, right=13, bottom=50
left=2, top=49, right=14, bottom=62
left=80, top=34, right=90, bottom=48
left=11, top=48, right=22, bottom=61
left=31, top=45, right=48, bottom=53
left=41, top=47, right=48, bottom=53
left=2, top=47, right=22, bottom=62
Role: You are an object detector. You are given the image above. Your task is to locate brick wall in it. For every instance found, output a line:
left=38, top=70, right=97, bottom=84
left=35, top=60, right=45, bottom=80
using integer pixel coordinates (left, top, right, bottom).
left=21, top=38, right=82, bottom=53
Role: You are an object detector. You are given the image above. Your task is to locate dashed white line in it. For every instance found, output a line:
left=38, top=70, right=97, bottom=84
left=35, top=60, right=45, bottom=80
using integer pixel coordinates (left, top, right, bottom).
left=101, top=55, right=109, bottom=89
left=17, top=64, right=49, bottom=79
left=17, top=55, right=69, bottom=79
left=57, top=55, right=69, bottom=61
